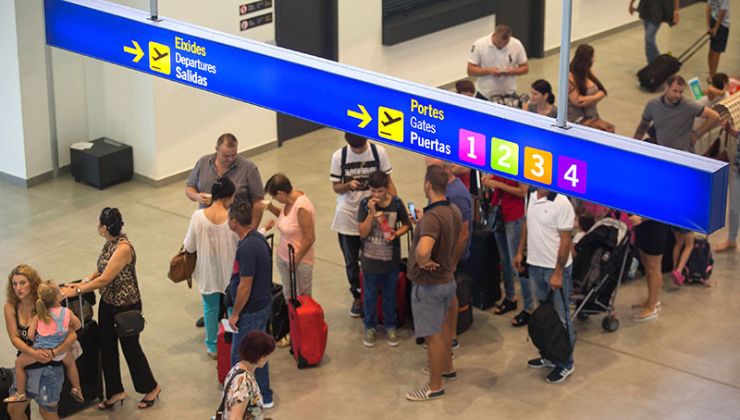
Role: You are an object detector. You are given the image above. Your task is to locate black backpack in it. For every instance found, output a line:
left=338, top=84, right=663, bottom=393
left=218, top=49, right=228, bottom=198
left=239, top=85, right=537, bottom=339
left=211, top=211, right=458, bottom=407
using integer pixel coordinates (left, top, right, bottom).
left=684, top=237, right=713, bottom=283
left=528, top=290, right=573, bottom=365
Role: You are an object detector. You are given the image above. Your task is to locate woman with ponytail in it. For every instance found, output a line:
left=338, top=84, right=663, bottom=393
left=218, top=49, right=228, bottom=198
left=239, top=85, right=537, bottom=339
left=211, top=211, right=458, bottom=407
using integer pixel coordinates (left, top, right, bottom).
left=524, top=79, right=558, bottom=118
left=4, top=281, right=84, bottom=405
left=183, top=177, right=238, bottom=358
left=61, top=207, right=161, bottom=410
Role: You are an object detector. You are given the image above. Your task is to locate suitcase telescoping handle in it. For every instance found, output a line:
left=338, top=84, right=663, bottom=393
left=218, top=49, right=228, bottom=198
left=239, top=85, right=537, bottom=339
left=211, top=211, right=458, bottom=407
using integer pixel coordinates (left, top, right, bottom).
left=63, top=281, right=86, bottom=330
left=287, top=244, right=300, bottom=307
left=677, top=32, right=710, bottom=64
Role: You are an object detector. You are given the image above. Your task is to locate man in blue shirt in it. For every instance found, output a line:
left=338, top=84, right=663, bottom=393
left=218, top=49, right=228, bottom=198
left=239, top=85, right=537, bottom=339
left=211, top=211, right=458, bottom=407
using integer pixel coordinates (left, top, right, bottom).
left=227, top=201, right=274, bottom=407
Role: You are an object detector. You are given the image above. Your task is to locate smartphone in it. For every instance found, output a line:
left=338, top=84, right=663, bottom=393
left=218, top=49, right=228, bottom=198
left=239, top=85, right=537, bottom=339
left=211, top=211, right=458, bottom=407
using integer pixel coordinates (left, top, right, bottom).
left=408, top=202, right=416, bottom=221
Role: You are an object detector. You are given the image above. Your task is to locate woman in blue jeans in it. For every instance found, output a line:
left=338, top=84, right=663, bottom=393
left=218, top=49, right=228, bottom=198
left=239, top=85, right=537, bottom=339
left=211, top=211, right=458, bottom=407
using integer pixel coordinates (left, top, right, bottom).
left=482, top=175, right=533, bottom=326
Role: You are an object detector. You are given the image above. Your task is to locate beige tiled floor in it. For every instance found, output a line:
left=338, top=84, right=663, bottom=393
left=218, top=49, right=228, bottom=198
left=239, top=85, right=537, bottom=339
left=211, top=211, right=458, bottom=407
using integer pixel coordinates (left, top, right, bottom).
left=1, top=2, right=739, bottom=419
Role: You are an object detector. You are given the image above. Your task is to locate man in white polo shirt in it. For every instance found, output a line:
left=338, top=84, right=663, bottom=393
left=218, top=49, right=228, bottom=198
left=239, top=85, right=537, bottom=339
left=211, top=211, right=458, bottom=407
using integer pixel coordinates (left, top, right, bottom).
left=467, top=24, right=529, bottom=100
left=514, top=188, right=576, bottom=384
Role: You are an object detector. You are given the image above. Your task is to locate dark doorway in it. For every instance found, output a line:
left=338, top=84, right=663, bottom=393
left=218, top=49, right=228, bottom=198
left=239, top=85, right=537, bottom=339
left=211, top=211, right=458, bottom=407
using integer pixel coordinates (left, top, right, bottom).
left=274, top=0, right=338, bottom=145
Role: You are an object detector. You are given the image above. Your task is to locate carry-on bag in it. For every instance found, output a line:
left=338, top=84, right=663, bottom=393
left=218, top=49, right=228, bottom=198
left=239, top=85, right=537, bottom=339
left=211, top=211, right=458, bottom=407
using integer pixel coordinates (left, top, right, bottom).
left=359, top=270, right=409, bottom=328
left=459, top=230, right=501, bottom=309
left=58, top=293, right=104, bottom=418
left=637, top=33, right=710, bottom=91
left=268, top=283, right=290, bottom=341
left=217, top=323, right=232, bottom=384
left=287, top=244, right=328, bottom=368
left=528, top=289, right=573, bottom=366
left=683, top=237, right=714, bottom=284
left=456, top=272, right=473, bottom=335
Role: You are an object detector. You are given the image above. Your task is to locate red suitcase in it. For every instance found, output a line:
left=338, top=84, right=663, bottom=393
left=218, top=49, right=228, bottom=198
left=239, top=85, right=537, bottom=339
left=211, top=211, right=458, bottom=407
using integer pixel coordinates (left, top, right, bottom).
left=287, top=244, right=328, bottom=368
left=217, top=323, right=232, bottom=384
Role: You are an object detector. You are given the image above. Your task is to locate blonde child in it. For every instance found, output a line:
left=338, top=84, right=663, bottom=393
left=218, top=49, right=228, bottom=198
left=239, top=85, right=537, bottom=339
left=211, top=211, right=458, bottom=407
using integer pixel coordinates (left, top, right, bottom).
left=4, top=281, right=84, bottom=404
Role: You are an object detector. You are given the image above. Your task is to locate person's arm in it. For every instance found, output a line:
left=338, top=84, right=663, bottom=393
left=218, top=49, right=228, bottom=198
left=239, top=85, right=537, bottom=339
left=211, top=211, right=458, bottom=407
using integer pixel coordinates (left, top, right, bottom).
left=514, top=219, right=527, bottom=272
left=250, top=198, right=264, bottom=232
left=453, top=220, right=470, bottom=265
left=629, top=0, right=637, bottom=15
left=634, top=118, right=652, bottom=140
left=333, top=180, right=360, bottom=194
left=229, top=401, right=247, bottom=420
left=295, top=208, right=316, bottom=263
left=484, top=179, right=527, bottom=198
left=64, top=243, right=132, bottom=297
left=67, top=312, right=82, bottom=333
left=549, top=230, right=573, bottom=289
left=415, top=236, right=439, bottom=270
left=707, top=4, right=713, bottom=34
left=53, top=329, right=77, bottom=356
left=27, top=317, right=38, bottom=341
left=692, top=107, right=721, bottom=144
left=581, top=90, right=607, bottom=106
left=266, top=201, right=282, bottom=217
left=4, top=304, right=51, bottom=363
left=228, top=276, right=254, bottom=331
left=395, top=200, right=411, bottom=238
left=673, top=0, right=680, bottom=25
left=467, top=62, right=498, bottom=77
left=710, top=9, right=726, bottom=37
left=504, top=62, right=529, bottom=76
left=358, top=200, right=375, bottom=239
left=186, top=185, right=211, bottom=205
left=183, top=214, right=198, bottom=254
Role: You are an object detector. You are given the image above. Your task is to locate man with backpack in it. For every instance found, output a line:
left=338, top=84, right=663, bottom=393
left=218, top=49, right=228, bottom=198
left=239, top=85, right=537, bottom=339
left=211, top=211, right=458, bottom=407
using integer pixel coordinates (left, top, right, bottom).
left=330, top=133, right=396, bottom=317
left=514, top=188, right=576, bottom=384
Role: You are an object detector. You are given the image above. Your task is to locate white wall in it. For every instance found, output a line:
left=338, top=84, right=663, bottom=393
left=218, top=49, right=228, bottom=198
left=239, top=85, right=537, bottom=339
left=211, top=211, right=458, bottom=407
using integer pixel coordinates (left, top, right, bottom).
left=52, top=49, right=90, bottom=168
left=545, top=0, right=639, bottom=52
left=337, top=0, right=496, bottom=87
left=0, top=0, right=27, bottom=179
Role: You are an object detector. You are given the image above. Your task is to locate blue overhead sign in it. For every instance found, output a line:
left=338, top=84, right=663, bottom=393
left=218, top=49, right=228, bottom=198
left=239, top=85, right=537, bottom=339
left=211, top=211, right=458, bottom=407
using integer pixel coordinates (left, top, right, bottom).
left=44, top=0, right=729, bottom=233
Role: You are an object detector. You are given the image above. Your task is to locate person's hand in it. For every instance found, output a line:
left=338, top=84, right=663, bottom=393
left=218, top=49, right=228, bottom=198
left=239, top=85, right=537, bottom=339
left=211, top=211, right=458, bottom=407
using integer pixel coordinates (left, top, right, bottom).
left=61, top=285, right=77, bottom=299
left=690, top=131, right=699, bottom=145
left=263, top=220, right=275, bottom=231
left=386, top=230, right=398, bottom=241
left=629, top=215, right=643, bottom=226
left=228, top=313, right=239, bottom=333
left=673, top=10, right=679, bottom=25
left=415, top=208, right=423, bottom=221
left=347, top=179, right=361, bottom=191
left=489, top=67, right=501, bottom=76
left=629, top=4, right=636, bottom=15
left=34, top=349, right=52, bottom=363
left=197, top=192, right=212, bottom=206
left=368, top=198, right=378, bottom=213
left=514, top=253, right=524, bottom=273
left=549, top=271, right=563, bottom=289
left=420, top=260, right=440, bottom=271
left=709, top=27, right=718, bottom=38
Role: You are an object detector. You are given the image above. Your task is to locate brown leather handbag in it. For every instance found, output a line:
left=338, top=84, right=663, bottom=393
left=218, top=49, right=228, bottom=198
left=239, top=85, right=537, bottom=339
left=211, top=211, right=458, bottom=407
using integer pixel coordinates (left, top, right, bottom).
left=168, top=246, right=195, bottom=288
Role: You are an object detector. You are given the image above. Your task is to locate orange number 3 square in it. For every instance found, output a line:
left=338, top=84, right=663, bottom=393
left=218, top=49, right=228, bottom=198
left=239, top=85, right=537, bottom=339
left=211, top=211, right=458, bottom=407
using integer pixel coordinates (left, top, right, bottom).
left=524, top=147, right=552, bottom=185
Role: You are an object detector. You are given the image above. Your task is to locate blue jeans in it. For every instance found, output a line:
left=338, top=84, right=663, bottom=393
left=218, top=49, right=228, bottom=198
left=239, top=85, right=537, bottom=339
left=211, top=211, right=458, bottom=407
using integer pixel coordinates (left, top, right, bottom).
left=642, top=19, right=661, bottom=63
left=202, top=293, right=222, bottom=353
left=529, top=265, right=575, bottom=369
left=362, top=270, right=399, bottom=330
left=493, top=218, right=533, bottom=311
left=230, top=303, right=273, bottom=403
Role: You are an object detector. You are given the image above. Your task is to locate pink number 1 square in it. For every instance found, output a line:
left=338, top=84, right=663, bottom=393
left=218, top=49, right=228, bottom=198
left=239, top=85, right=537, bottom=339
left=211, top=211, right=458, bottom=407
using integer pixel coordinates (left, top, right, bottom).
left=459, top=129, right=486, bottom=166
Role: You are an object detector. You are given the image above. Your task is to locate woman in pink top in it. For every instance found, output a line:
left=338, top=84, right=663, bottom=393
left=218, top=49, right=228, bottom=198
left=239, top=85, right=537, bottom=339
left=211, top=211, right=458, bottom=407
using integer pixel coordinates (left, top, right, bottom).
left=263, top=173, right=316, bottom=300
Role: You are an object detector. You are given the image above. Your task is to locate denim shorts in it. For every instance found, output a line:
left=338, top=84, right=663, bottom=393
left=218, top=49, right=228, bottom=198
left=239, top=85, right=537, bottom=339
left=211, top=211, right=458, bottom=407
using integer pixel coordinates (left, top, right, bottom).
left=411, top=282, right=456, bottom=338
left=11, top=364, right=64, bottom=412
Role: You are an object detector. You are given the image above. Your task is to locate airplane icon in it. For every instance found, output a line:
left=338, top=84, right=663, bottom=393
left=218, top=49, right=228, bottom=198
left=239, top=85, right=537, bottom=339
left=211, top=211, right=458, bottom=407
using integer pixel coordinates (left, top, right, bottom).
left=381, top=111, right=402, bottom=127
left=377, top=106, right=403, bottom=143
left=151, top=47, right=169, bottom=61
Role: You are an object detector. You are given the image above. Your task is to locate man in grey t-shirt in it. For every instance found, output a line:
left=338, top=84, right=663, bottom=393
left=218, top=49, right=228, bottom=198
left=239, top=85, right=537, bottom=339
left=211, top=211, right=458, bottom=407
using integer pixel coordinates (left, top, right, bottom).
left=634, top=75, right=719, bottom=152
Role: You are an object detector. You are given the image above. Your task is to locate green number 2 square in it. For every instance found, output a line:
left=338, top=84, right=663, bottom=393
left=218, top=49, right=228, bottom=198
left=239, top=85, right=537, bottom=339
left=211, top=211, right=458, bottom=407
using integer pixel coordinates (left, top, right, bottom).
left=490, top=137, right=519, bottom=176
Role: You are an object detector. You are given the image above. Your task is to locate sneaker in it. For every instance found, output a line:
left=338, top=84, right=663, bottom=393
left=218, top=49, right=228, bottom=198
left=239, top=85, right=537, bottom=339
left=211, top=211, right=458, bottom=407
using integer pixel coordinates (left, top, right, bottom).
left=363, top=329, right=376, bottom=347
left=405, top=385, right=445, bottom=402
left=195, top=317, right=205, bottom=328
left=451, top=339, right=460, bottom=350
left=671, top=270, right=686, bottom=286
left=527, top=357, right=555, bottom=369
left=545, top=366, right=574, bottom=384
left=416, top=337, right=425, bottom=346
left=350, top=299, right=362, bottom=318
left=511, top=310, right=530, bottom=327
left=263, top=400, right=275, bottom=409
left=387, top=329, right=400, bottom=347
left=420, top=366, right=458, bottom=381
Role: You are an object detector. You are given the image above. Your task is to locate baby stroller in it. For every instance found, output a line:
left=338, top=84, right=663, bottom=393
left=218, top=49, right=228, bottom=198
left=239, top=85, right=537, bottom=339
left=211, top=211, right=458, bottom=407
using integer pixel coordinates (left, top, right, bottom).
left=570, top=216, right=631, bottom=332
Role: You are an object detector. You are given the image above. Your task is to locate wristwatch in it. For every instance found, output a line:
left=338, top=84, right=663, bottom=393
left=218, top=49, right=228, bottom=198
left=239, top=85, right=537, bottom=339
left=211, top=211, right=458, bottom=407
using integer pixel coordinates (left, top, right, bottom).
left=75, top=287, right=82, bottom=295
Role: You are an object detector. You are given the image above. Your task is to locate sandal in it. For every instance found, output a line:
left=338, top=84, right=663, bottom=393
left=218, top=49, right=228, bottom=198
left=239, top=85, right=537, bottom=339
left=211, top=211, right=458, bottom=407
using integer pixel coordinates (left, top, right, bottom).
left=494, top=298, right=517, bottom=315
left=138, top=388, right=162, bottom=409
left=70, top=387, right=85, bottom=403
left=511, top=310, right=530, bottom=327
left=97, top=394, right=126, bottom=410
left=3, top=393, right=27, bottom=404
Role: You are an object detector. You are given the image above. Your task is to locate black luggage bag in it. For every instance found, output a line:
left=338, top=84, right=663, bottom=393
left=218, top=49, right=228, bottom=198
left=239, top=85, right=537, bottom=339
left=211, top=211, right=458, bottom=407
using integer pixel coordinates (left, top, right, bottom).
left=455, top=273, right=473, bottom=335
left=637, top=33, right=709, bottom=91
left=58, top=292, right=104, bottom=418
left=459, top=230, right=501, bottom=310
left=268, top=283, right=290, bottom=341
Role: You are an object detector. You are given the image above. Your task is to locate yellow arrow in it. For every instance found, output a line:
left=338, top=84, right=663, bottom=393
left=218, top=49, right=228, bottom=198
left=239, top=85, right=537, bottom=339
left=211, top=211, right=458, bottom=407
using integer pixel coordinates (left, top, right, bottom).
left=123, top=40, right=144, bottom=63
left=347, top=104, right=372, bottom=128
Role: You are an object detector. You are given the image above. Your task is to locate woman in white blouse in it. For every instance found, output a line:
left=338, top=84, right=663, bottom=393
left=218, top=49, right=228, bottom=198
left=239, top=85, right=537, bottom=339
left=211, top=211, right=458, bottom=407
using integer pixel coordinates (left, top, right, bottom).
left=183, top=177, right=238, bottom=358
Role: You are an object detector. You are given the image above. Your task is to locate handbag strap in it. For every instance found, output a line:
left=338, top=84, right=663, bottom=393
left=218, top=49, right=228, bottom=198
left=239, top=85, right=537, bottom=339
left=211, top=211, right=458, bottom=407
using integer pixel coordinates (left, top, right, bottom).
left=217, top=368, right=245, bottom=414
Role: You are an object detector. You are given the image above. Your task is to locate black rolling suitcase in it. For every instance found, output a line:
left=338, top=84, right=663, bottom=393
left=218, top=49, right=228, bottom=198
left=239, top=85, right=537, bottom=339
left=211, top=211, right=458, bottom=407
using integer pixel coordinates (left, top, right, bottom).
left=455, top=273, right=473, bottom=335
left=269, top=283, right=290, bottom=341
left=58, top=292, right=103, bottom=417
left=459, top=230, right=501, bottom=310
left=637, top=33, right=709, bottom=91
